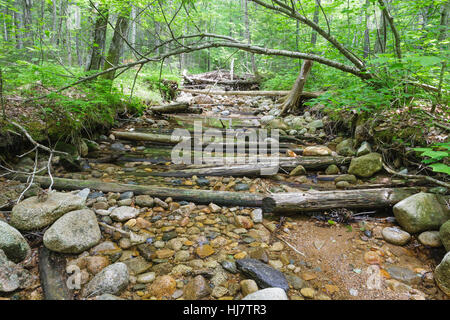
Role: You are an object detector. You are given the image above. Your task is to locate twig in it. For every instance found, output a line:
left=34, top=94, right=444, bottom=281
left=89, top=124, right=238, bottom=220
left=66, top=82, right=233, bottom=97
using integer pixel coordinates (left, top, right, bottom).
left=383, top=163, right=450, bottom=188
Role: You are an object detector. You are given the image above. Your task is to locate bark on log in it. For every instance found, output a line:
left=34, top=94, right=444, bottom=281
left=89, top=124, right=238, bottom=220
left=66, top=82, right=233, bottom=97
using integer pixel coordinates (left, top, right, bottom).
left=111, top=131, right=185, bottom=145
left=150, top=156, right=350, bottom=177
left=150, top=102, right=190, bottom=114
left=13, top=175, right=263, bottom=207
left=262, top=187, right=423, bottom=214
left=180, top=88, right=320, bottom=98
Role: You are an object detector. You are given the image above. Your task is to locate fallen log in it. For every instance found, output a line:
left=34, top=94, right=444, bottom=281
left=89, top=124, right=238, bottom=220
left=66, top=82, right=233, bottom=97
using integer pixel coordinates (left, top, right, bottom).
left=150, top=156, right=350, bottom=177
left=112, top=131, right=184, bottom=145
left=149, top=102, right=190, bottom=114
left=180, top=88, right=322, bottom=98
left=262, top=187, right=423, bottom=214
left=13, top=175, right=263, bottom=207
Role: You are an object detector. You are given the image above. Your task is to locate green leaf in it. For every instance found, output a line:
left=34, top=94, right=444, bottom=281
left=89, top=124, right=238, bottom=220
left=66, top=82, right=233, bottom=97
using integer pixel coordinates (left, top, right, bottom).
left=418, top=56, right=442, bottom=67
left=429, top=163, right=450, bottom=175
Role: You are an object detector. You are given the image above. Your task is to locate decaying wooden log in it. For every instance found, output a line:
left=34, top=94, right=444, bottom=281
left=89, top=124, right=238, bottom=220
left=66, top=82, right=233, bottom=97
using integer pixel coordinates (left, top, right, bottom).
left=150, top=102, right=190, bottom=114
left=13, top=175, right=263, bottom=207
left=180, top=88, right=321, bottom=98
left=111, top=131, right=184, bottom=145
left=150, top=156, right=351, bottom=177
left=262, top=187, right=423, bottom=214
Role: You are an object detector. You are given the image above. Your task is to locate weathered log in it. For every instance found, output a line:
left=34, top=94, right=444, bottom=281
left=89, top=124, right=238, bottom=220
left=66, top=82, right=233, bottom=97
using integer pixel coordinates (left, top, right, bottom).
left=13, top=175, right=263, bottom=207
left=38, top=247, right=74, bottom=300
left=262, top=187, right=423, bottom=214
left=184, top=76, right=259, bottom=86
left=112, top=131, right=184, bottom=145
left=150, top=156, right=350, bottom=177
left=150, top=102, right=190, bottom=114
left=180, top=88, right=320, bottom=98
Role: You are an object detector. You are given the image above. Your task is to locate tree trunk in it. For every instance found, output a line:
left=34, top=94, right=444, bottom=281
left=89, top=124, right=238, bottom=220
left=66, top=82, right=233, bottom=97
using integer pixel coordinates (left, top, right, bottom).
left=21, top=0, right=33, bottom=47
left=102, top=10, right=130, bottom=80
left=87, top=4, right=109, bottom=71
left=280, top=60, right=314, bottom=115
left=262, top=188, right=422, bottom=214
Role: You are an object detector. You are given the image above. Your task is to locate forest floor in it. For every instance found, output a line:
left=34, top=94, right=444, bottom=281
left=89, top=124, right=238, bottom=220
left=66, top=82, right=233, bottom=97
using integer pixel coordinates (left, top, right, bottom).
left=1, top=87, right=449, bottom=301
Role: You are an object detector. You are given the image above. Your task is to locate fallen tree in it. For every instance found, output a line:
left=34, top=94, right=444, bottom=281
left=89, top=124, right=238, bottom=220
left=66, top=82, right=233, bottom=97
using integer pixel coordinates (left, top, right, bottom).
left=179, top=88, right=320, bottom=98
left=12, top=175, right=263, bottom=207
left=262, top=187, right=423, bottom=214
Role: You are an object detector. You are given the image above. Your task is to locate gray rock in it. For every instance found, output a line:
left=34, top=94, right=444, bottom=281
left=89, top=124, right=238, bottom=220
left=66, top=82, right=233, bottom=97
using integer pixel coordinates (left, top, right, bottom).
left=242, top=287, right=288, bottom=300
left=0, top=220, right=31, bottom=263
left=386, top=266, right=421, bottom=285
left=348, top=152, right=383, bottom=178
left=221, top=260, right=238, bottom=274
left=336, top=139, right=356, bottom=157
left=234, top=183, right=250, bottom=191
left=82, top=262, right=129, bottom=297
left=94, top=294, right=125, bottom=300
left=289, top=165, right=306, bottom=176
left=110, top=206, right=139, bottom=222
left=307, top=120, right=324, bottom=129
left=10, top=191, right=87, bottom=231
left=0, top=249, right=33, bottom=293
left=111, top=143, right=127, bottom=152
left=325, top=164, right=340, bottom=175
left=43, top=209, right=101, bottom=254
left=250, top=209, right=263, bottom=224
left=418, top=231, right=442, bottom=247
left=393, top=192, right=450, bottom=233
left=119, top=191, right=134, bottom=200
left=435, top=252, right=450, bottom=296
left=285, top=274, right=306, bottom=290
left=236, top=258, right=289, bottom=291
left=76, top=188, right=90, bottom=202
left=382, top=227, right=411, bottom=246
left=356, top=141, right=372, bottom=156
left=440, top=220, right=450, bottom=252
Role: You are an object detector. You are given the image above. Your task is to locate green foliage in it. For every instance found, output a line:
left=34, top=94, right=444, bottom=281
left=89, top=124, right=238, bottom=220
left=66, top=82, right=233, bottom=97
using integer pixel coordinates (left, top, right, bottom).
left=413, top=142, right=450, bottom=175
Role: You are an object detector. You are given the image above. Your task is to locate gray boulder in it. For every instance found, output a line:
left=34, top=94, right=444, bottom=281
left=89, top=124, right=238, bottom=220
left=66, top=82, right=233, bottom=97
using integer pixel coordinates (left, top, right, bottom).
left=236, top=258, right=289, bottom=291
left=0, top=220, right=31, bottom=263
left=0, top=249, right=34, bottom=293
left=356, top=141, right=372, bottom=156
left=10, top=191, right=87, bottom=231
left=348, top=152, right=383, bottom=178
left=43, top=209, right=101, bottom=254
left=336, top=139, right=356, bottom=157
left=440, top=220, right=450, bottom=252
left=435, top=252, right=450, bottom=296
left=110, top=206, right=139, bottom=222
left=393, top=193, right=450, bottom=233
left=242, top=287, right=288, bottom=300
left=82, top=262, right=129, bottom=298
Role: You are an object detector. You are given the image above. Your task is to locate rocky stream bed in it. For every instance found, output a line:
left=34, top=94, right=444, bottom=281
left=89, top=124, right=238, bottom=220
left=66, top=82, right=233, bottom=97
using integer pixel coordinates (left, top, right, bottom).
left=0, top=91, right=449, bottom=300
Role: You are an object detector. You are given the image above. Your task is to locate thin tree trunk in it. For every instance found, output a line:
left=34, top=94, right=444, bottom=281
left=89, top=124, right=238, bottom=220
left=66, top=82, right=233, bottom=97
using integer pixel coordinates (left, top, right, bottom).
left=280, top=60, right=314, bottom=115
left=102, top=9, right=131, bottom=80
left=363, top=0, right=371, bottom=59
left=87, top=3, right=109, bottom=71
left=21, top=0, right=33, bottom=47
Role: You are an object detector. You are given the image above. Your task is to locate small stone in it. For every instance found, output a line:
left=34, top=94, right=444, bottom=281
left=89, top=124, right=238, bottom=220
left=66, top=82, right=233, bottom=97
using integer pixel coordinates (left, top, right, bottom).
left=364, top=251, right=382, bottom=265
left=435, top=252, right=450, bottom=296
left=439, top=220, right=450, bottom=252
left=110, top=206, right=139, bottom=222
left=137, top=272, right=156, bottom=284
left=240, top=279, right=258, bottom=297
left=156, top=249, right=175, bottom=259
left=300, top=288, right=316, bottom=299
left=290, top=165, right=306, bottom=176
left=418, top=231, right=442, bottom=247
left=303, top=146, right=332, bottom=156
left=212, top=286, right=228, bottom=298
left=148, top=275, right=177, bottom=299
left=208, top=203, right=221, bottom=213
left=86, top=256, right=110, bottom=274
left=0, top=221, right=31, bottom=263
left=135, top=195, right=154, bottom=207
left=196, top=245, right=215, bottom=258
left=234, top=216, right=254, bottom=229
left=221, top=260, right=238, bottom=274
left=270, top=242, right=284, bottom=252
left=336, top=181, right=350, bottom=189
left=242, top=288, right=288, bottom=300
left=183, top=275, right=211, bottom=300
left=382, top=227, right=411, bottom=246
left=325, top=164, right=340, bottom=175
left=82, top=263, right=129, bottom=297
left=250, top=209, right=263, bottom=224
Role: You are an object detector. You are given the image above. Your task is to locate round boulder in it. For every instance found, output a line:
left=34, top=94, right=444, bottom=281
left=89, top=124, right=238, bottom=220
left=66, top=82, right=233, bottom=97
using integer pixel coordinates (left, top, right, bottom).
left=0, top=220, right=31, bottom=263
left=43, top=209, right=101, bottom=254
